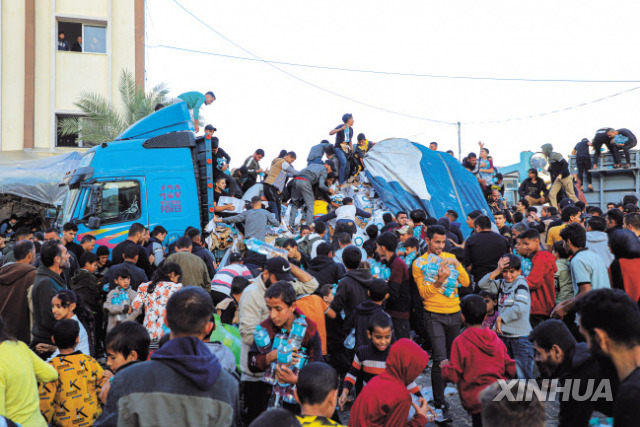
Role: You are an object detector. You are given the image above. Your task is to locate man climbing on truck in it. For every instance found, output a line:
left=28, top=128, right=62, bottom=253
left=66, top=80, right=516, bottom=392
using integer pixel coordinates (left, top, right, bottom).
left=607, top=127, right=638, bottom=169
left=177, top=91, right=215, bottom=133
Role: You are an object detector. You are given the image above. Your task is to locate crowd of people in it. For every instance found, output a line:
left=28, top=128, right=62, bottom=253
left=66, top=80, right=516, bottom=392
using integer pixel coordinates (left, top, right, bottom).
left=1, top=115, right=640, bottom=427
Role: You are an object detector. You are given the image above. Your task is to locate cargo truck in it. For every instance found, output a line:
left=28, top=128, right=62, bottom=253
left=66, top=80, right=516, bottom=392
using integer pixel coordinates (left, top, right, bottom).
left=60, top=103, right=221, bottom=248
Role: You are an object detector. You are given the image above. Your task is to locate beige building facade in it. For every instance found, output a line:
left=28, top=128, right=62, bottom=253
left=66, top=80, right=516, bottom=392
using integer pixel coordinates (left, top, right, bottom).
left=0, top=0, right=144, bottom=153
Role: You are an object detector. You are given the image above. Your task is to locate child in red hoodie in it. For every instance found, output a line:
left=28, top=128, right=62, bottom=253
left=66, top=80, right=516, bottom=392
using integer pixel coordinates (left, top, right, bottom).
left=348, top=339, right=430, bottom=427
left=516, top=229, right=557, bottom=328
left=441, top=294, right=516, bottom=427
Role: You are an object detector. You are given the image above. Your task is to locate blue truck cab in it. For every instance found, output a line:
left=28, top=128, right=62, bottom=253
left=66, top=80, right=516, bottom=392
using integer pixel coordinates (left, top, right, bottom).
left=60, top=103, right=217, bottom=250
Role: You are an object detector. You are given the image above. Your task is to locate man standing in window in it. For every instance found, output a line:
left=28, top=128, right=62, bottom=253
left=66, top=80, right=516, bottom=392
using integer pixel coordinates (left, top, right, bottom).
left=71, top=36, right=82, bottom=52
left=57, top=31, right=69, bottom=51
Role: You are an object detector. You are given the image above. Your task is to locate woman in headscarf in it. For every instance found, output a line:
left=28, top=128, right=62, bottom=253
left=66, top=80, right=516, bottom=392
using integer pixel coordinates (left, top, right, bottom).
left=608, top=229, right=640, bottom=302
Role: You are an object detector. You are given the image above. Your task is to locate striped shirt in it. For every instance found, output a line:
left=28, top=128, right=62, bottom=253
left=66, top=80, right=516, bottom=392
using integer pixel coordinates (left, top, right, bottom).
left=211, top=264, right=252, bottom=296
left=344, top=343, right=420, bottom=395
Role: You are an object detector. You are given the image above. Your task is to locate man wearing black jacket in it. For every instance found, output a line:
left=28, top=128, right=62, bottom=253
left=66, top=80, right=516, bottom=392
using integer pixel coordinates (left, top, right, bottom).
left=518, top=168, right=549, bottom=206
left=306, top=243, right=345, bottom=286
left=187, top=228, right=216, bottom=279
left=111, top=223, right=152, bottom=278
left=326, top=246, right=375, bottom=336
left=529, top=319, right=617, bottom=427
left=31, top=241, right=69, bottom=354
left=376, top=232, right=411, bottom=339
left=211, top=136, right=242, bottom=198
left=607, top=127, right=637, bottom=169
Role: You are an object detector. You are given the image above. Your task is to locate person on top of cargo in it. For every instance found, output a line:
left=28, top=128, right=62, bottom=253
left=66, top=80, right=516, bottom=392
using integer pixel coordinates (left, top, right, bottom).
left=607, top=127, right=638, bottom=169
left=542, top=143, right=579, bottom=208
left=289, top=161, right=335, bottom=230
left=329, top=113, right=354, bottom=186
left=238, top=149, right=265, bottom=192
left=210, top=136, right=243, bottom=198
left=354, top=133, right=371, bottom=172
left=307, top=140, right=335, bottom=166
left=177, top=90, right=215, bottom=133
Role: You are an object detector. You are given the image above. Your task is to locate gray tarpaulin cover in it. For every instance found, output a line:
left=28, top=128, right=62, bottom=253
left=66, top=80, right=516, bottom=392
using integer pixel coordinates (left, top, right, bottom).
left=0, top=151, right=82, bottom=206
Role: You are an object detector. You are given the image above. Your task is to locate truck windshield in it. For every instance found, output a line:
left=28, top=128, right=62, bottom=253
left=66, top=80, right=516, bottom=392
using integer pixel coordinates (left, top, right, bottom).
left=61, top=188, right=80, bottom=226
left=92, top=180, right=141, bottom=225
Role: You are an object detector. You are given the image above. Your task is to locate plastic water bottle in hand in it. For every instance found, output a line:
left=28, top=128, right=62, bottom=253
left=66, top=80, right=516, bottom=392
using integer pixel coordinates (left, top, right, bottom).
left=254, top=325, right=271, bottom=354
left=344, top=328, right=356, bottom=350
left=289, top=315, right=308, bottom=350
left=244, top=238, right=288, bottom=259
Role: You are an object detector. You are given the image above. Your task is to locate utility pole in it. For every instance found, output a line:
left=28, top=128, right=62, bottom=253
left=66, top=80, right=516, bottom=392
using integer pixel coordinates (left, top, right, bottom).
left=457, top=121, right=462, bottom=161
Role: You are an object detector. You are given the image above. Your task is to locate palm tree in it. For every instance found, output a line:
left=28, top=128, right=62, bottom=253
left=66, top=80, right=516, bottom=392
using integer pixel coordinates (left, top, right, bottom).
left=58, top=69, right=169, bottom=146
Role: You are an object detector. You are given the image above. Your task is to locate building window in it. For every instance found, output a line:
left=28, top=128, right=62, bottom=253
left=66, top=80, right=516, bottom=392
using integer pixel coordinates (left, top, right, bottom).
left=56, top=114, right=83, bottom=148
left=57, top=21, right=106, bottom=54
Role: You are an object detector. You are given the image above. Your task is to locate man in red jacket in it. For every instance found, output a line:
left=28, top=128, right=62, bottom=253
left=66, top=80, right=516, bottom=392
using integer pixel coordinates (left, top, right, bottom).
left=517, top=229, right=557, bottom=328
left=349, top=339, right=430, bottom=427
left=442, top=294, right=517, bottom=426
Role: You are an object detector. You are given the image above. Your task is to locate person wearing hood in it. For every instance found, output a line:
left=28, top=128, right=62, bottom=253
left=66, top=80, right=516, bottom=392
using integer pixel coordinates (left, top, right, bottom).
left=442, top=295, right=516, bottom=426
left=348, top=339, right=431, bottom=427
left=327, top=246, right=376, bottom=339
left=529, top=319, right=618, bottom=427
left=586, top=216, right=614, bottom=267
left=94, top=287, right=240, bottom=427
left=306, top=242, right=346, bottom=286
left=0, top=240, right=36, bottom=343
left=542, top=143, right=578, bottom=208
left=609, top=229, right=640, bottom=302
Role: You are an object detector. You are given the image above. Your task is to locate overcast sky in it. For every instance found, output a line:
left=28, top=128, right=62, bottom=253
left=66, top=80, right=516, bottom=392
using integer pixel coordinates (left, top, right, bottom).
left=145, top=0, right=640, bottom=169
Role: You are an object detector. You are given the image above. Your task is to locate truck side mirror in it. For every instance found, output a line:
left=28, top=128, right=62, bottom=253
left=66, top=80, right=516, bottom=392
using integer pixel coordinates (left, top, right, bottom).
left=87, top=216, right=101, bottom=230
left=89, top=185, right=103, bottom=216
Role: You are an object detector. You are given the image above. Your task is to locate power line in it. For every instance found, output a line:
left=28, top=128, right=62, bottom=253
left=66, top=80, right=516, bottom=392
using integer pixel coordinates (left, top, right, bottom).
left=147, top=43, right=640, bottom=84
left=462, top=86, right=640, bottom=125
left=165, top=0, right=456, bottom=125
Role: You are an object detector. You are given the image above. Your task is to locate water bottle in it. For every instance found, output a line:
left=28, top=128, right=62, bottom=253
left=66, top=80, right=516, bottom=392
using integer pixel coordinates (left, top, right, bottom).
left=292, top=347, right=308, bottom=374
left=370, top=260, right=381, bottom=278
left=289, top=315, right=307, bottom=350
left=434, top=409, right=444, bottom=422
left=273, top=329, right=288, bottom=352
left=416, top=253, right=440, bottom=283
left=254, top=325, right=272, bottom=354
left=344, top=328, right=356, bottom=350
left=267, top=385, right=284, bottom=409
left=344, top=125, right=350, bottom=144
left=113, top=292, right=125, bottom=323
left=244, top=238, right=288, bottom=259
left=283, top=348, right=309, bottom=404
left=443, top=269, right=460, bottom=298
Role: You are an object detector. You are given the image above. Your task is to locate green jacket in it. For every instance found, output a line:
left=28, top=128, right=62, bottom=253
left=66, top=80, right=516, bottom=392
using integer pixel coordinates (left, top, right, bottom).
left=555, top=258, right=573, bottom=304
left=177, top=91, right=205, bottom=120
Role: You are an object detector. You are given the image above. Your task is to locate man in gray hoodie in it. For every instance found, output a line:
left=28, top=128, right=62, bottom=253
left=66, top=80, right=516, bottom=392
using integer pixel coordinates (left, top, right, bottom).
left=585, top=216, right=614, bottom=267
left=289, top=161, right=334, bottom=227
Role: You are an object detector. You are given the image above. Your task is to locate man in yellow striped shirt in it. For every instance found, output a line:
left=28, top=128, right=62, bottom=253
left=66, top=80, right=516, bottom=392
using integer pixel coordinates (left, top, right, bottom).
left=412, top=224, right=470, bottom=419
